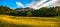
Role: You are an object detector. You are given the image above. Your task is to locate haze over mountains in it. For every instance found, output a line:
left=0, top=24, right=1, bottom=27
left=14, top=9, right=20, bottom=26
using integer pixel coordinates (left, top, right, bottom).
left=15, top=7, right=35, bottom=12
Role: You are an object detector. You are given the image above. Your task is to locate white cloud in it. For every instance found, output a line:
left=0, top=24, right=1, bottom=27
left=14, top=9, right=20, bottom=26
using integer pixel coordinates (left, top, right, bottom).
left=53, top=0, right=60, bottom=6
left=38, top=0, right=58, bottom=8
left=16, top=2, right=25, bottom=8
left=25, top=1, right=37, bottom=8
left=32, top=0, right=60, bottom=9
left=32, top=0, right=47, bottom=9
left=16, top=0, right=60, bottom=9
left=25, top=0, right=50, bottom=9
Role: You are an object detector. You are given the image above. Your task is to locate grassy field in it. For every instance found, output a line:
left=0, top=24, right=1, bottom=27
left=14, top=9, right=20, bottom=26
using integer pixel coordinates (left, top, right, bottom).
left=0, top=15, right=60, bottom=27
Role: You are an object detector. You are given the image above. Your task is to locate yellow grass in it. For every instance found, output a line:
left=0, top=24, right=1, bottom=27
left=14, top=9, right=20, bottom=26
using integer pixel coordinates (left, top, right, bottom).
left=0, top=15, right=60, bottom=27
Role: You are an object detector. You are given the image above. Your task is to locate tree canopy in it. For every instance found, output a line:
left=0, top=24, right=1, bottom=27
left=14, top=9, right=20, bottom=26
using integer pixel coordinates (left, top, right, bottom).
left=0, top=6, right=59, bottom=17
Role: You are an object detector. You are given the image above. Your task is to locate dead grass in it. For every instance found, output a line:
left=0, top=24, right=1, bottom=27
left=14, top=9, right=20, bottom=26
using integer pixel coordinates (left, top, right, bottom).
left=0, top=15, right=60, bottom=27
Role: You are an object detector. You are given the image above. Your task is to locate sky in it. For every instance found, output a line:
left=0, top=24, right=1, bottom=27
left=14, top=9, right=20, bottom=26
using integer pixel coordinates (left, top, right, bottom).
left=0, top=0, right=33, bottom=9
left=0, top=0, right=60, bottom=9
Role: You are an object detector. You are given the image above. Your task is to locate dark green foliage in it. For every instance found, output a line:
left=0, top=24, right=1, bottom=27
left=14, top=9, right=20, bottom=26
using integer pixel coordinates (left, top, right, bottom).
left=0, top=6, right=13, bottom=14
left=26, top=11, right=32, bottom=17
left=0, top=6, right=59, bottom=17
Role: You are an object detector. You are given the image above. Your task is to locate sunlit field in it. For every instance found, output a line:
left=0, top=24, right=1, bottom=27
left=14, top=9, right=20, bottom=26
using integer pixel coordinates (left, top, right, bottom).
left=0, top=15, right=60, bottom=27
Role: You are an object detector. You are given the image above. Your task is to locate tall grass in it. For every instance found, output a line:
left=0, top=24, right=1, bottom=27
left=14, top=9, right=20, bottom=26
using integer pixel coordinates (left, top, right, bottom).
left=0, top=15, right=60, bottom=27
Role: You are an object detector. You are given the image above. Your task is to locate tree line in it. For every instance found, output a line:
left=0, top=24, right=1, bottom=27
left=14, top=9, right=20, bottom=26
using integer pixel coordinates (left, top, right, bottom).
left=0, top=6, right=59, bottom=17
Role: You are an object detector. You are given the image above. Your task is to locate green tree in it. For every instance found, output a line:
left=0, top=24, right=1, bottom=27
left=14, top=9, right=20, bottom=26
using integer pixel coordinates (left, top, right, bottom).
left=27, top=11, right=32, bottom=17
left=39, top=7, right=49, bottom=16
left=0, top=6, right=13, bottom=14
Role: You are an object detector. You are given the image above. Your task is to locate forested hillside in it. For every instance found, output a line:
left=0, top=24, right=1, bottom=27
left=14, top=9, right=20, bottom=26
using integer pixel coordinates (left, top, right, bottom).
left=0, top=6, right=59, bottom=17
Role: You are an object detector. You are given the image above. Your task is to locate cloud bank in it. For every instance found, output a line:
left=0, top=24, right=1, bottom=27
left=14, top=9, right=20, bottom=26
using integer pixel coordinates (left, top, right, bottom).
left=16, top=0, right=60, bottom=9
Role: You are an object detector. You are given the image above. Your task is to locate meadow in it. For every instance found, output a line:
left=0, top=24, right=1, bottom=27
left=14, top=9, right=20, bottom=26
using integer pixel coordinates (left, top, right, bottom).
left=0, top=15, right=60, bottom=27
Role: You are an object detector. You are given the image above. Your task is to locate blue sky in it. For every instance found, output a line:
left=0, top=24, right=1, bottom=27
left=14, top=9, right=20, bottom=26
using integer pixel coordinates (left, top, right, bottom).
left=0, top=0, right=33, bottom=9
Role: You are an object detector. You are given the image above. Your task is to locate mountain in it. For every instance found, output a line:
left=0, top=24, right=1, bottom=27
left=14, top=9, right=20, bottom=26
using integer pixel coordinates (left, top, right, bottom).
left=14, top=7, right=35, bottom=12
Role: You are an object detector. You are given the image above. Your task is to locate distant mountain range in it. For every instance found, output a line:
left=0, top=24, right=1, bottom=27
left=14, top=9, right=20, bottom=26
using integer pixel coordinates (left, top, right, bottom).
left=14, top=7, right=35, bottom=12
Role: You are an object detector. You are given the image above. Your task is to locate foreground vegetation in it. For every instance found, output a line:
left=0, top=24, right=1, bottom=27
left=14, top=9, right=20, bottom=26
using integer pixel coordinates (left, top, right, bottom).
left=0, top=15, right=60, bottom=27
